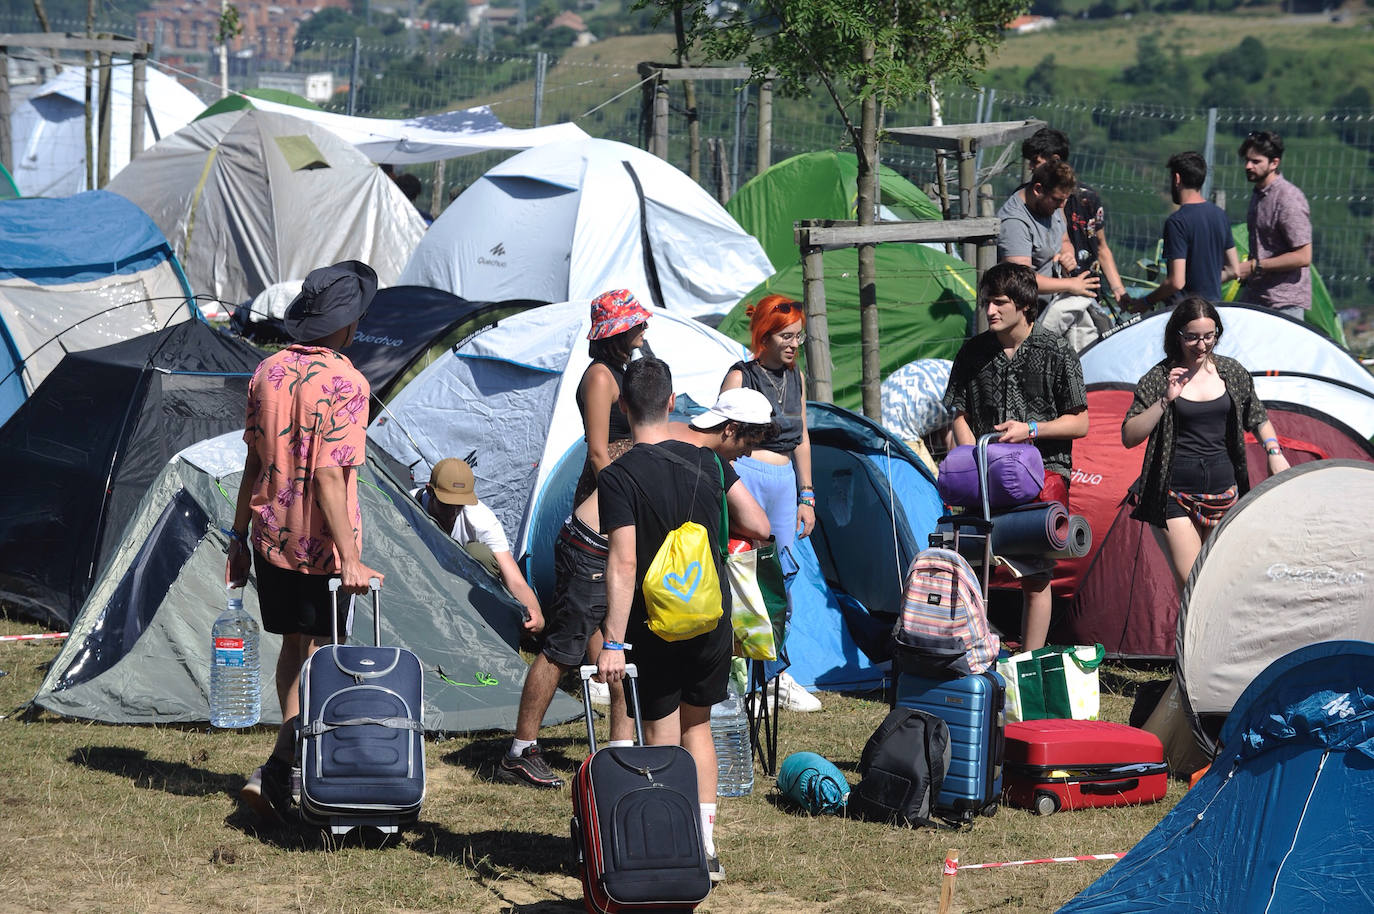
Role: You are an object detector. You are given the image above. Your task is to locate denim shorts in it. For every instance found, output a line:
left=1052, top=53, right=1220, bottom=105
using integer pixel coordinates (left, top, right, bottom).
left=1165, top=453, right=1236, bottom=521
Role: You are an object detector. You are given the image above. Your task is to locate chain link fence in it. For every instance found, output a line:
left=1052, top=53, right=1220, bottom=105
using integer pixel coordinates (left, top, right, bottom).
left=4, top=16, right=1370, bottom=316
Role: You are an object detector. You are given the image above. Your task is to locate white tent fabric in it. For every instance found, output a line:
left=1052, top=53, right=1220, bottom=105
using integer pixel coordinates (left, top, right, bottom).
left=106, top=108, right=427, bottom=310
left=369, top=299, right=748, bottom=557
left=1253, top=375, right=1374, bottom=439
left=399, top=138, right=774, bottom=318
left=244, top=96, right=588, bottom=164
left=1178, top=460, right=1374, bottom=723
left=1080, top=304, right=1374, bottom=397
left=8, top=65, right=205, bottom=198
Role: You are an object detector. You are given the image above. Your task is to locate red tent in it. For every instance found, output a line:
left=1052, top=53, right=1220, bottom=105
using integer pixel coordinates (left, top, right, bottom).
left=1048, top=383, right=1374, bottom=658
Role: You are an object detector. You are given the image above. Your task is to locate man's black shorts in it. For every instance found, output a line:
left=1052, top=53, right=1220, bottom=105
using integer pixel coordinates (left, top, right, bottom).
left=541, top=526, right=610, bottom=668
left=252, top=551, right=349, bottom=638
left=627, top=610, right=732, bottom=722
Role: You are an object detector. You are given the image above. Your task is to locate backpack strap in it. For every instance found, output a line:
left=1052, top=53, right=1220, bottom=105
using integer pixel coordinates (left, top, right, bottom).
left=642, top=443, right=727, bottom=557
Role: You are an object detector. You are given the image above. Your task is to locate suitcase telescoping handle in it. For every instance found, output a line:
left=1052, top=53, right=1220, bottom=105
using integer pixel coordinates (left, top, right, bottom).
left=939, top=433, right=998, bottom=602
left=327, top=576, right=383, bottom=646
left=580, top=664, right=645, bottom=753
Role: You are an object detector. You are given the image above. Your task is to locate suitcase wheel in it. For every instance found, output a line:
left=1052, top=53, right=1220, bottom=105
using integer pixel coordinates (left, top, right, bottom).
left=1033, top=791, right=1059, bottom=817
left=979, top=801, right=999, bottom=818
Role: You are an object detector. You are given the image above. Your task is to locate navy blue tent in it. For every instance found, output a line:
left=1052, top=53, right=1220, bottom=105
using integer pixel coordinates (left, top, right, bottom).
left=1061, top=640, right=1374, bottom=913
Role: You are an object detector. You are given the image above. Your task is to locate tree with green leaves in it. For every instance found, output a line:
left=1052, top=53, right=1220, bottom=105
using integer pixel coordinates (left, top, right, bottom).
left=638, top=0, right=1026, bottom=416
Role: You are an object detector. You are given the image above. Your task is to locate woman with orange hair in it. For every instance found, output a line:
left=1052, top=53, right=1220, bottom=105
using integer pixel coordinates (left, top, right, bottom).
left=721, top=294, right=821, bottom=711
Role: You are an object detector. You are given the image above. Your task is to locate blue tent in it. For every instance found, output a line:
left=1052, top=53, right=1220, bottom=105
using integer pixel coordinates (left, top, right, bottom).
left=1061, top=640, right=1374, bottom=913
left=0, top=191, right=195, bottom=426
left=783, top=402, right=945, bottom=692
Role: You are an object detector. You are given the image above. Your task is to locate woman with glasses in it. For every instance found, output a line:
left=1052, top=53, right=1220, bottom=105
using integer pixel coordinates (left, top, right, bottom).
left=1121, top=297, right=1289, bottom=588
left=720, top=294, right=821, bottom=712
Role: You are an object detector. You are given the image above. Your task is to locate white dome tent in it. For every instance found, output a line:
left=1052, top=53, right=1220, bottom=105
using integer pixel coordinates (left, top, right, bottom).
left=399, top=138, right=774, bottom=319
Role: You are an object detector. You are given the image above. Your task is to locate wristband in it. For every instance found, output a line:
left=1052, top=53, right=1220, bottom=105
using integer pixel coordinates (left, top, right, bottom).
left=602, top=641, right=632, bottom=651
left=799, top=486, right=815, bottom=495
left=1263, top=437, right=1278, bottom=446
left=1027, top=420, right=1038, bottom=440
left=798, top=495, right=816, bottom=507
left=1266, top=447, right=1282, bottom=456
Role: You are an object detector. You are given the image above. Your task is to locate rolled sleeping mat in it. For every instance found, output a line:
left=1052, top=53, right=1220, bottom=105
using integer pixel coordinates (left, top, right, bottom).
left=1046, top=512, right=1092, bottom=559
left=937, top=502, right=1091, bottom=558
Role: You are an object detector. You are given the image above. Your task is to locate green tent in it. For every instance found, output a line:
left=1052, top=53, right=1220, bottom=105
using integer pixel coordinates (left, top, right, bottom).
left=1221, top=223, right=1344, bottom=347
left=726, top=150, right=944, bottom=270
left=717, top=245, right=974, bottom=412
left=196, top=88, right=322, bottom=121
left=0, top=160, right=18, bottom=199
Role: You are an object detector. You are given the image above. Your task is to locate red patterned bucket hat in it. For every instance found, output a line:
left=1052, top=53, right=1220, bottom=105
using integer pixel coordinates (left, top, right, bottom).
left=587, top=289, right=652, bottom=341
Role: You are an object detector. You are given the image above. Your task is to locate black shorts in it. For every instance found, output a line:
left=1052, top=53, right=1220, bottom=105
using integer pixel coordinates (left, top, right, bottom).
left=627, top=608, right=732, bottom=722
left=540, top=523, right=610, bottom=668
left=1165, top=453, right=1236, bottom=521
left=253, top=551, right=349, bottom=638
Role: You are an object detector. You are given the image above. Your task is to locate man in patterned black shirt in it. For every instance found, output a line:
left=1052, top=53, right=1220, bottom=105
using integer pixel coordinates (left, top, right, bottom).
left=942, top=262, right=1088, bottom=650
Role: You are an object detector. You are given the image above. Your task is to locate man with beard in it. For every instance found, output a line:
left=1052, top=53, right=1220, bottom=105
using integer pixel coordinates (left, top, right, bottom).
left=1234, top=131, right=1312, bottom=319
left=1139, top=151, right=1239, bottom=309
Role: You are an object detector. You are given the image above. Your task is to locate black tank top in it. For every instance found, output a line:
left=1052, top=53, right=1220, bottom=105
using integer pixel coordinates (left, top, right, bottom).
left=732, top=359, right=803, bottom=454
left=1173, top=391, right=1231, bottom=461
left=575, top=359, right=632, bottom=444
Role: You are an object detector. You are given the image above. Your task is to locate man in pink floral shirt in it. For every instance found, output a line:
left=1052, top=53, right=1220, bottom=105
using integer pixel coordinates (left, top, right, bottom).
left=226, top=260, right=384, bottom=823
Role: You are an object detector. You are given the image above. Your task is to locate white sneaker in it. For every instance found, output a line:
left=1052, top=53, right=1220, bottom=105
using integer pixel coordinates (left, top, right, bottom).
left=775, top=671, right=822, bottom=712
left=586, top=677, right=610, bottom=706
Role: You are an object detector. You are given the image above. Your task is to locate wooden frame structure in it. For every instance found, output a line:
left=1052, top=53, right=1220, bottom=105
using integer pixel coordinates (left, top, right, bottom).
left=0, top=32, right=152, bottom=187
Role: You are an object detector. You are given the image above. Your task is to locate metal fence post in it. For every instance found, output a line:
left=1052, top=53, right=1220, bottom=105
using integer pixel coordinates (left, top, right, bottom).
left=533, top=51, right=547, bottom=127
left=1202, top=106, right=1218, bottom=202
left=348, top=37, right=360, bottom=116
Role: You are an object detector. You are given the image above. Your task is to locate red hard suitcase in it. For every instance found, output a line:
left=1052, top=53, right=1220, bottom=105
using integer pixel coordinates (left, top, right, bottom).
left=1003, top=719, right=1168, bottom=815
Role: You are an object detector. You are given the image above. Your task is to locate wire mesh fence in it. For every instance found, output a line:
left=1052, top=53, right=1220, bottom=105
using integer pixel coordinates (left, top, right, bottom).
left=3, top=15, right=1370, bottom=314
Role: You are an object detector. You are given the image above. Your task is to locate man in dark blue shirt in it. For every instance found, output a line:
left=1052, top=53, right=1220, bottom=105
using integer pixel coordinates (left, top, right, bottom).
left=1141, top=151, right=1239, bottom=308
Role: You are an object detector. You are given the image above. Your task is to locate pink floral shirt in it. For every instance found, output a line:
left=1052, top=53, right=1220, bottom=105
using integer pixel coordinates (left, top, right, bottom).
left=244, top=345, right=369, bottom=574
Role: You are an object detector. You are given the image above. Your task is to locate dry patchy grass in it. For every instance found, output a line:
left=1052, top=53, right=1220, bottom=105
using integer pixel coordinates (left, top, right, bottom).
left=0, top=615, right=1176, bottom=913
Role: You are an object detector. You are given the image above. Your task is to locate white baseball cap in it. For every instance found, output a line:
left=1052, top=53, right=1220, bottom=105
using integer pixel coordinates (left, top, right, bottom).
left=689, top=387, right=775, bottom=430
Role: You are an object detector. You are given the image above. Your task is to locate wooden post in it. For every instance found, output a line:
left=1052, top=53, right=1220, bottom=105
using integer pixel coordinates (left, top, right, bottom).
left=958, top=135, right=976, bottom=267
left=938, top=849, right=959, bottom=914
left=801, top=243, right=833, bottom=404
left=429, top=158, right=445, bottom=219
left=756, top=79, right=772, bottom=176
left=652, top=76, right=669, bottom=160
left=0, top=47, right=11, bottom=175
left=130, top=53, right=147, bottom=161
left=976, top=183, right=997, bottom=333
left=710, top=136, right=729, bottom=206
left=857, top=40, right=880, bottom=420
left=96, top=49, right=113, bottom=187
left=684, top=78, right=699, bottom=182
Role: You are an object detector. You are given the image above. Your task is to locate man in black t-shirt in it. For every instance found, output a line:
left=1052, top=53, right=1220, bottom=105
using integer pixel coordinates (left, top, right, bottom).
left=1140, top=151, right=1239, bottom=309
left=596, top=357, right=769, bottom=884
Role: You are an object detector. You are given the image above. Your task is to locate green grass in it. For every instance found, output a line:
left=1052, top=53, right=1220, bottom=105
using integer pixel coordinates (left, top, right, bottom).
left=1, top=612, right=1179, bottom=913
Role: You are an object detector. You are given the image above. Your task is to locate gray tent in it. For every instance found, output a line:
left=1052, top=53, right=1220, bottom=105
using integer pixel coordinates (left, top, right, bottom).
left=33, top=433, right=578, bottom=733
left=1178, top=460, right=1374, bottom=752
left=107, top=108, right=427, bottom=313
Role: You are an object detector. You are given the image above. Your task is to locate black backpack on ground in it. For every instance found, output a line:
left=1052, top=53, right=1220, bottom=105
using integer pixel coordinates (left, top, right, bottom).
left=849, top=707, right=953, bottom=828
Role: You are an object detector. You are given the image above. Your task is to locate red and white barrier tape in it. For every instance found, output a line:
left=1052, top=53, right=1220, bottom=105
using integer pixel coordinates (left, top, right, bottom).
left=953, top=852, right=1126, bottom=871
left=0, top=632, right=69, bottom=643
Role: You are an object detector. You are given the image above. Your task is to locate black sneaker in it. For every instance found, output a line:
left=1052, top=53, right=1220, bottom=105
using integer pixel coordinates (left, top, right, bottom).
left=240, top=756, right=293, bottom=823
left=496, top=745, right=564, bottom=789
left=707, top=854, right=726, bottom=884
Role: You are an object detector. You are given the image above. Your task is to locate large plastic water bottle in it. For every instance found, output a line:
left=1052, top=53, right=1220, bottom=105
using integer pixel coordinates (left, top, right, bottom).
left=710, top=683, right=754, bottom=797
left=210, top=586, right=260, bottom=728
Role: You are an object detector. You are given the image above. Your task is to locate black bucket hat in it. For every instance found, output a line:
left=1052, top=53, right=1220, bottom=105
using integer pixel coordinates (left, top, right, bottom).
left=283, top=260, right=379, bottom=342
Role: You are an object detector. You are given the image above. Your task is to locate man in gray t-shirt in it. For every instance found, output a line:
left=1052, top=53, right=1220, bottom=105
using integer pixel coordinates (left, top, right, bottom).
left=997, top=159, right=1102, bottom=350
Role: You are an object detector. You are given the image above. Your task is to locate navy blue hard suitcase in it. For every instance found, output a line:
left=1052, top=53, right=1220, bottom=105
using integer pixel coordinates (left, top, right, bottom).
left=571, top=664, right=710, bottom=914
left=894, top=670, right=1005, bottom=822
left=298, top=577, right=425, bottom=836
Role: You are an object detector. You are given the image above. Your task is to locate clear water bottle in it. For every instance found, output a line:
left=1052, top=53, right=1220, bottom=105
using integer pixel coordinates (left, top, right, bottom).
left=710, top=683, right=754, bottom=797
left=210, top=586, right=260, bottom=728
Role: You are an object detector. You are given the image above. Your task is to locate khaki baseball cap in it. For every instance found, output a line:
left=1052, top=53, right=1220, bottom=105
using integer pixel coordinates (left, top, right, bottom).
left=430, top=458, right=478, bottom=505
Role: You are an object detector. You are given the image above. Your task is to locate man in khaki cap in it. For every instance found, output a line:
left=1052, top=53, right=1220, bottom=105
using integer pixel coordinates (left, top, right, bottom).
left=416, top=458, right=543, bottom=634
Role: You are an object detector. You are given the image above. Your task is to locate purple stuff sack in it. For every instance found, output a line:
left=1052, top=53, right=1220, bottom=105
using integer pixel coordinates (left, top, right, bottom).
left=938, top=443, right=1045, bottom=510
